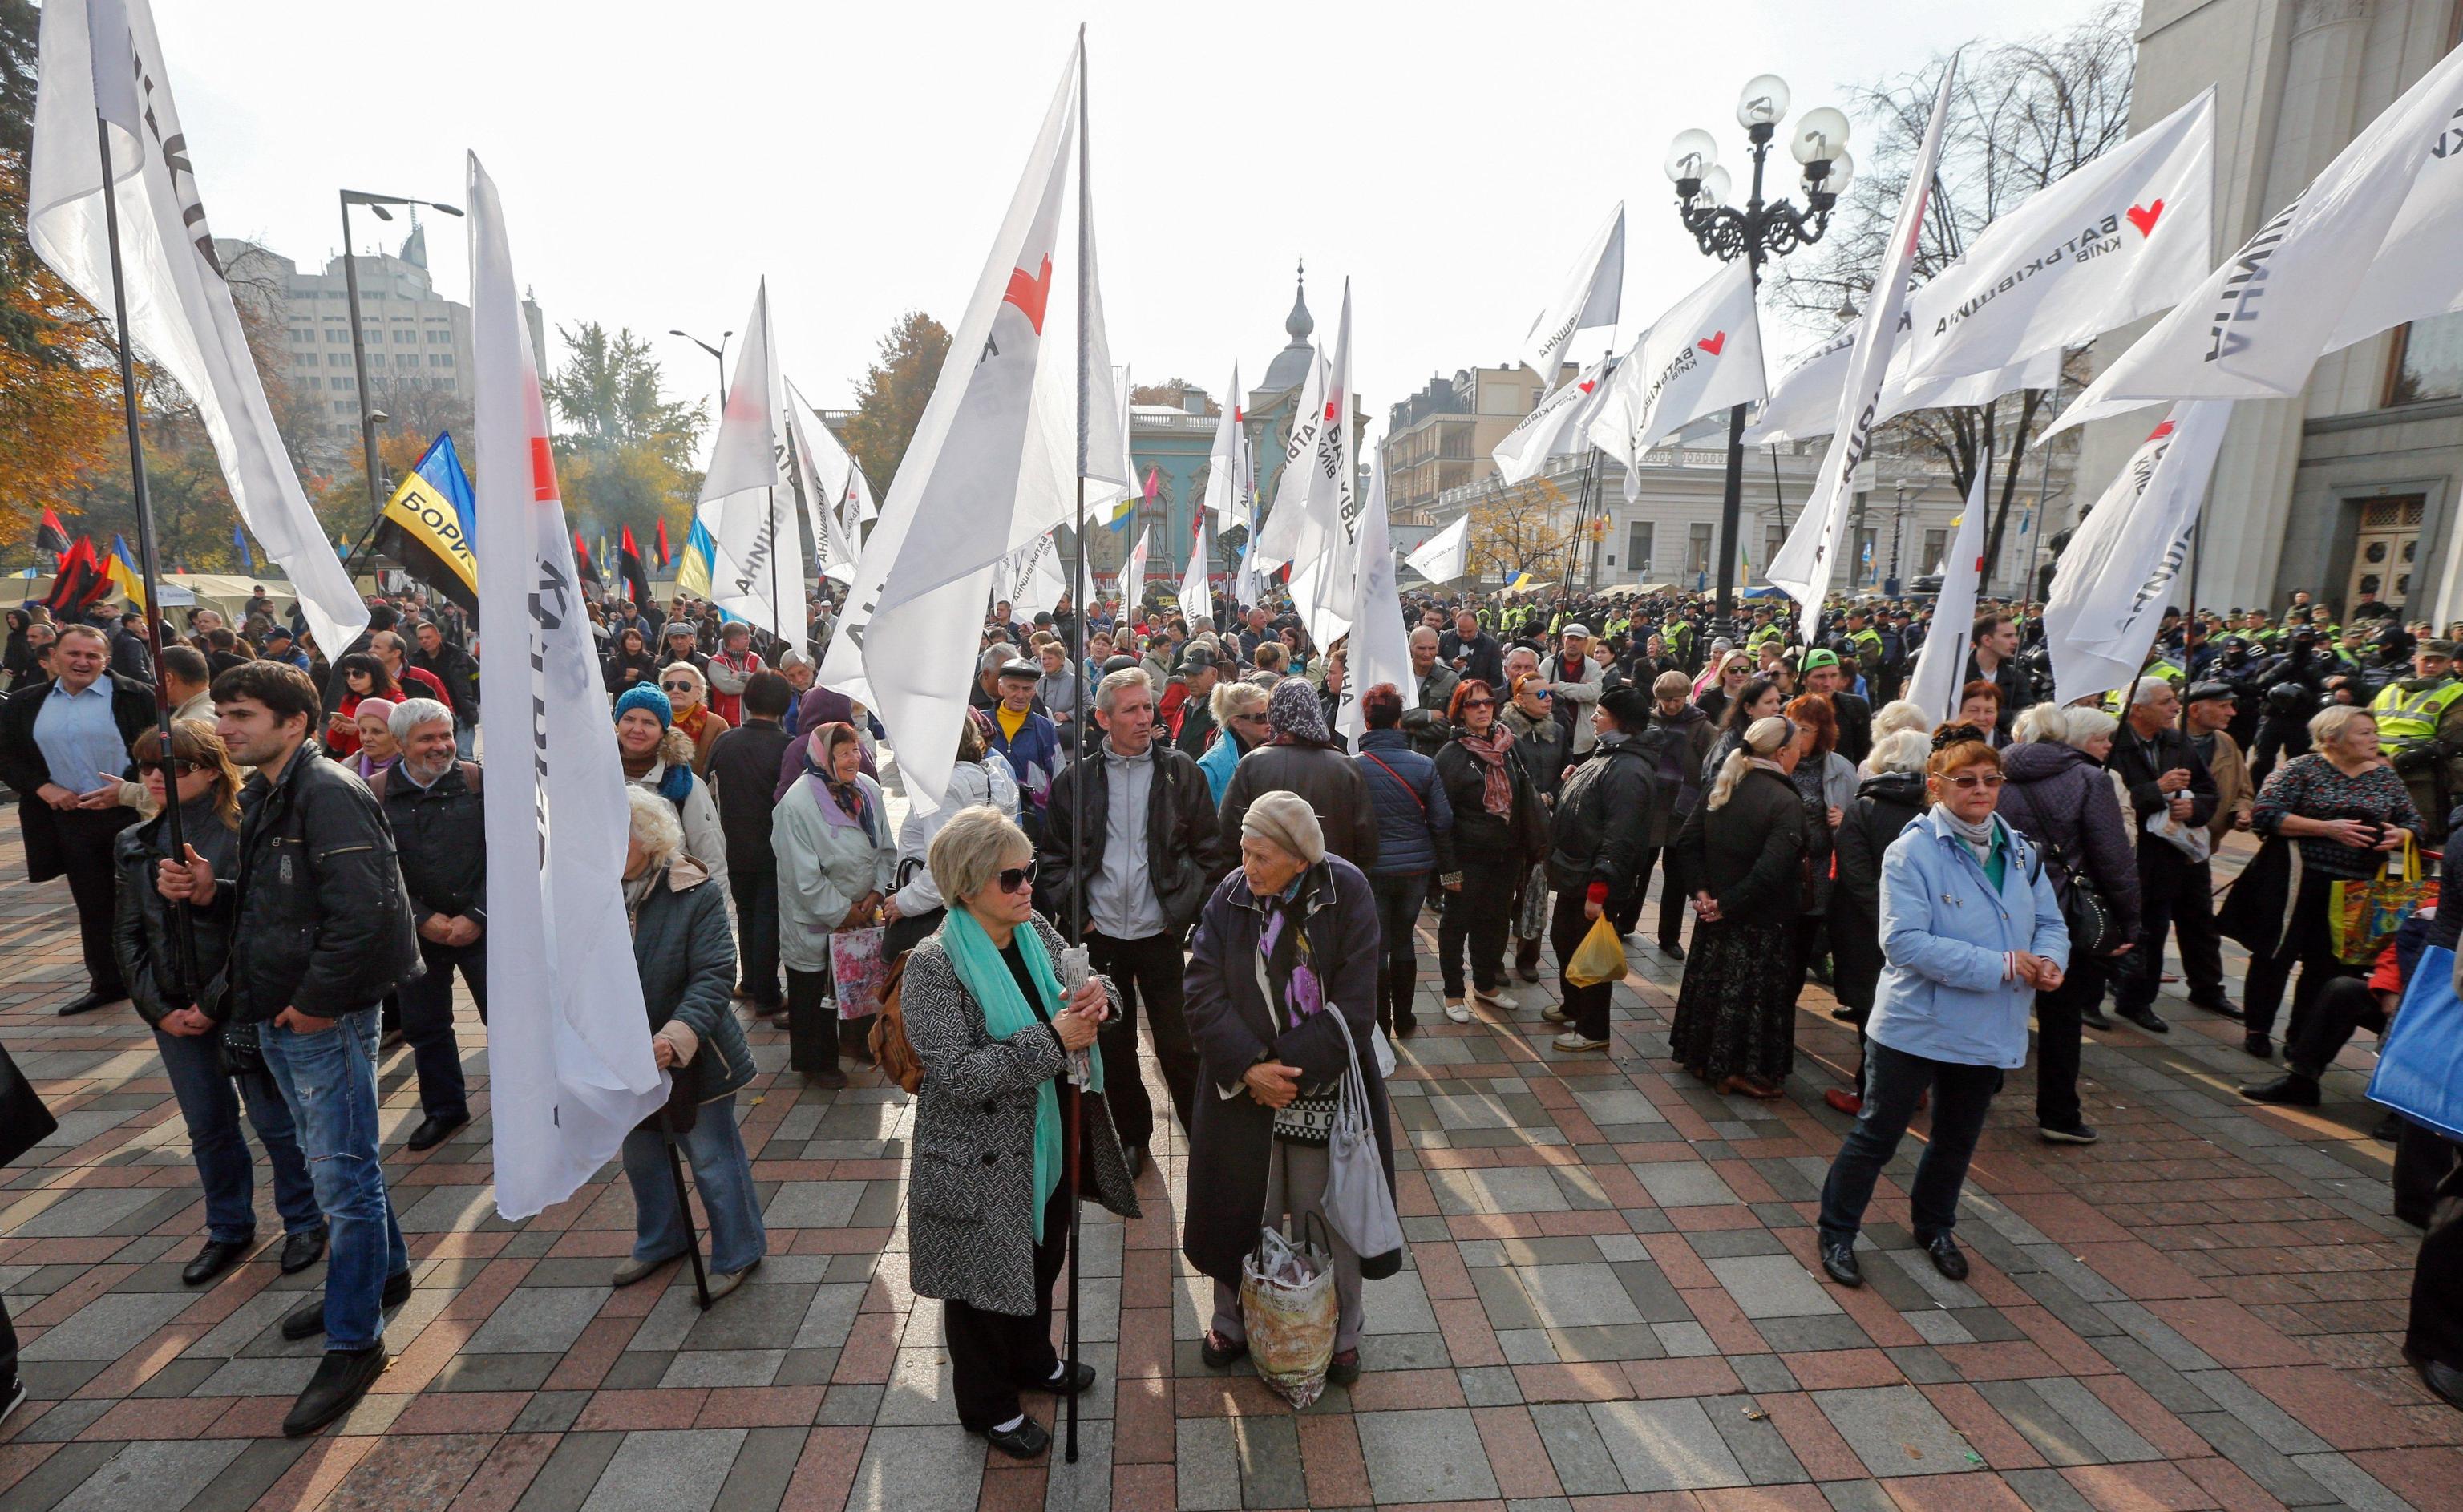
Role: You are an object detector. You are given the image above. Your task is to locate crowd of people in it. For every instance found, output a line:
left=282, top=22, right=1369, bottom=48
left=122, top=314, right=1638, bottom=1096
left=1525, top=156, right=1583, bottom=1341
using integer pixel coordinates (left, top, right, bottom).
left=0, top=566, right=2456, bottom=1451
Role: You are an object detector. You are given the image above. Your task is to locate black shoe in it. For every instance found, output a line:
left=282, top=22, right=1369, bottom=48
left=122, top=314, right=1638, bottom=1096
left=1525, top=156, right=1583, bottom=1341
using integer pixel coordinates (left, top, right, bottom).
left=0, top=1377, right=24, bottom=1432
left=2373, top=1112, right=2406, bottom=1142
left=2191, top=994, right=2243, bottom=1021
left=2413, top=1353, right=2463, bottom=1411
left=56, top=989, right=117, bottom=1017
left=1326, top=1348, right=1361, bottom=1386
left=281, top=1227, right=328, bottom=1275
left=1200, top=1330, right=1248, bottom=1369
left=1394, top=1017, right=1418, bottom=1040
left=182, top=1237, right=253, bottom=1287
left=406, top=1113, right=468, bottom=1152
left=2118, top=1005, right=2169, bottom=1034
left=1820, top=1240, right=1862, bottom=1288
left=1515, top=962, right=1541, bottom=984
left=2079, top=1008, right=2115, bottom=1031
left=378, top=1028, right=406, bottom=1052
left=1923, top=1234, right=1970, bottom=1282
left=281, top=1344, right=389, bottom=1437
left=1034, top=1360, right=1098, bottom=1396
left=2243, top=1033, right=2275, bottom=1060
left=2240, top=1073, right=2320, bottom=1107
left=983, top=1416, right=1051, bottom=1459
left=281, top=1268, right=413, bottom=1341
left=1122, top=1145, right=1146, bottom=1184
left=804, top=1067, right=848, bottom=1089
left=2038, top=1121, right=2100, bottom=1146
left=1659, top=941, right=1685, bottom=961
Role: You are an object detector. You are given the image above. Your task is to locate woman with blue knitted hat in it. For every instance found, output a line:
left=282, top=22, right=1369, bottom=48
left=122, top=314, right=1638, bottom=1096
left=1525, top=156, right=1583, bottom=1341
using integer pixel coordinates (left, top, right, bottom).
left=613, top=683, right=729, bottom=890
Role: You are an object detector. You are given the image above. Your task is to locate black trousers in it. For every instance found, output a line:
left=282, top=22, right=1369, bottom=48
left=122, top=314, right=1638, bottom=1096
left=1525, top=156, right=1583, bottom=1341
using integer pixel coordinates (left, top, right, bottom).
left=2283, top=974, right=2384, bottom=1079
left=730, top=866, right=782, bottom=1009
left=53, top=808, right=135, bottom=998
left=398, top=937, right=487, bottom=1121
left=2249, top=715, right=2311, bottom=790
left=946, top=1183, right=1070, bottom=1432
left=2032, top=956, right=2103, bottom=1129
left=1614, top=843, right=1687, bottom=948
left=1550, top=887, right=1616, bottom=1041
left=1369, top=872, right=1427, bottom=1035
left=1084, top=930, right=1195, bottom=1151
left=2406, top=1135, right=2463, bottom=1369
left=786, top=967, right=866, bottom=1073
left=0, top=1288, right=13, bottom=1393
left=1438, top=858, right=1517, bottom=997
left=2241, top=873, right=2359, bottom=1039
left=2115, top=849, right=2224, bottom=1014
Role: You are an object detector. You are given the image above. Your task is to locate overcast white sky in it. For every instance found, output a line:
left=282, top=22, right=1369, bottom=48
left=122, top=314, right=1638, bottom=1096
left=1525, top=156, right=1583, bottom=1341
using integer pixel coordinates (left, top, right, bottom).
left=152, top=0, right=2120, bottom=463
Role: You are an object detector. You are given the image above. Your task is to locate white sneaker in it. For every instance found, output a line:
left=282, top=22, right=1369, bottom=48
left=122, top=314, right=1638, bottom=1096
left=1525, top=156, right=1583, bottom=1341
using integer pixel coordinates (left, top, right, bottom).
left=1552, top=1030, right=1610, bottom=1052
left=1443, top=997, right=1473, bottom=1023
left=1473, top=986, right=1518, bottom=1011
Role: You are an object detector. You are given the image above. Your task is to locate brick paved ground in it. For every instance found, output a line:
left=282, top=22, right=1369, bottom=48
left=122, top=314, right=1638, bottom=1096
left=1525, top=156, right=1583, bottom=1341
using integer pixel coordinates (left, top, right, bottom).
left=0, top=805, right=2457, bottom=1511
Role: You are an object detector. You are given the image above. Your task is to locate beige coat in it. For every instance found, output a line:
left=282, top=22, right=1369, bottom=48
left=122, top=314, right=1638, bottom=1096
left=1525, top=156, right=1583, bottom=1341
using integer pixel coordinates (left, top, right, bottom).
left=2205, top=728, right=2255, bottom=849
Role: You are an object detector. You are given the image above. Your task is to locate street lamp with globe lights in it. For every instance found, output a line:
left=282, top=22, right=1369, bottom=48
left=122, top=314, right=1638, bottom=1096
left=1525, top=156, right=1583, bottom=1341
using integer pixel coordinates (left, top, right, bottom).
left=1663, top=76, right=1853, bottom=631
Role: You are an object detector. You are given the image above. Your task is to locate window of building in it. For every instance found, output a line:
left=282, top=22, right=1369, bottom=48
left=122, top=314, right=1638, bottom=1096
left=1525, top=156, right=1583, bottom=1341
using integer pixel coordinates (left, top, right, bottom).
left=2385, top=313, right=2463, bottom=406
left=1626, top=521, right=1653, bottom=578
left=289, top=328, right=313, bottom=344
left=1763, top=525, right=1783, bottom=574
left=326, top=329, right=348, bottom=342
left=1687, top=523, right=1713, bottom=576
left=334, top=399, right=354, bottom=414
left=1921, top=528, right=1948, bottom=575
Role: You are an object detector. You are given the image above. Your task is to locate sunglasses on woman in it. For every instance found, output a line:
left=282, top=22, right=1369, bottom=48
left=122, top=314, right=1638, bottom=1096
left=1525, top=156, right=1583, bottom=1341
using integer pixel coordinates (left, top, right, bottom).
left=1943, top=771, right=2004, bottom=790
left=1462, top=697, right=1494, bottom=710
left=151, top=758, right=203, bottom=778
left=996, top=861, right=1038, bottom=894
left=661, top=681, right=694, bottom=693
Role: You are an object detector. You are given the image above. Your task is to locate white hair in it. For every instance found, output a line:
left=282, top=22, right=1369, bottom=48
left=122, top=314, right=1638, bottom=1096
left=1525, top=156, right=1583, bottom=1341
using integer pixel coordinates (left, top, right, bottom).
left=625, top=785, right=683, bottom=867
left=2129, top=676, right=2174, bottom=706
left=1861, top=728, right=1931, bottom=778
left=387, top=697, right=454, bottom=747
left=1095, top=665, right=1153, bottom=717
left=1871, top=699, right=1931, bottom=742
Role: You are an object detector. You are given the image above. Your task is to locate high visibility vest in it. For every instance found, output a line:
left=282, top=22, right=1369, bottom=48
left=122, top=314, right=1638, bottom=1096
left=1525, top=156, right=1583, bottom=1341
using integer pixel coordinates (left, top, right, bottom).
left=2370, top=677, right=2463, bottom=750
left=1747, top=624, right=1785, bottom=652
left=2104, top=660, right=2184, bottom=714
left=1847, top=627, right=1883, bottom=667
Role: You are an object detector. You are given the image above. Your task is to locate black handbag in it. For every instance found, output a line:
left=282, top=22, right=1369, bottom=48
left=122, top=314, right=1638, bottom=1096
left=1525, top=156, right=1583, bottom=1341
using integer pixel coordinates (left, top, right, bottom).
left=2010, top=782, right=2125, bottom=956
left=0, top=1041, right=59, bottom=1167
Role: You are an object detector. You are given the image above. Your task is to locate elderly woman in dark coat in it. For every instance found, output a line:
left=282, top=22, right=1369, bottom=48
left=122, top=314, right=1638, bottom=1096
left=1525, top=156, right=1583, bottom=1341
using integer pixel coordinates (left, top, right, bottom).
left=1669, top=715, right=1810, bottom=1098
left=1184, top=791, right=1400, bottom=1389
left=613, top=786, right=766, bottom=1301
left=901, top=806, right=1138, bottom=1460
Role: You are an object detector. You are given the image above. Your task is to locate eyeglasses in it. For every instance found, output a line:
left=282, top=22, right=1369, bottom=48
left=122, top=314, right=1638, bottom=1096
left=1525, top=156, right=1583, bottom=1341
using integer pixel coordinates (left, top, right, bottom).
left=661, top=681, right=694, bottom=693
left=1461, top=698, right=1494, bottom=710
left=151, top=758, right=202, bottom=778
left=1943, top=772, right=2006, bottom=790
left=994, top=861, right=1037, bottom=894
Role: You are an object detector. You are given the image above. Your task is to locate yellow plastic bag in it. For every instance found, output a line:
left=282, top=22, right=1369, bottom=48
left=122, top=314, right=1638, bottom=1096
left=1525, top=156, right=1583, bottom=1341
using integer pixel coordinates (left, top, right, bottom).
left=1564, top=914, right=1628, bottom=988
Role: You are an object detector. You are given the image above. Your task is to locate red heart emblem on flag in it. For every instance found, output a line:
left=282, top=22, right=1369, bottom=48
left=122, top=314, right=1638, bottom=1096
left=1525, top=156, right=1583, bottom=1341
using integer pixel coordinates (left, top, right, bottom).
left=2125, top=200, right=2163, bottom=237
left=1578, top=379, right=1595, bottom=394
left=1003, top=256, right=1054, bottom=334
left=2147, top=419, right=2175, bottom=443
left=1698, top=331, right=1727, bottom=355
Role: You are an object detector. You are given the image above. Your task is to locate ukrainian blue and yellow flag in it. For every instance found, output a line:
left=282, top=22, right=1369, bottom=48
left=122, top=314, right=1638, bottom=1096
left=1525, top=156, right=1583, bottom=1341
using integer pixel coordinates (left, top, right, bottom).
left=369, top=431, right=480, bottom=618
left=105, top=535, right=146, bottom=612
left=1502, top=569, right=1535, bottom=594
left=673, top=515, right=718, bottom=600
left=415, top=432, right=478, bottom=544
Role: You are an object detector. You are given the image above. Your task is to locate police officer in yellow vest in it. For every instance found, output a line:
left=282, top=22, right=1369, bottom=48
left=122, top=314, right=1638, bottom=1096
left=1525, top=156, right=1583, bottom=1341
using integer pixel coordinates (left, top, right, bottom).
left=2371, top=637, right=2463, bottom=826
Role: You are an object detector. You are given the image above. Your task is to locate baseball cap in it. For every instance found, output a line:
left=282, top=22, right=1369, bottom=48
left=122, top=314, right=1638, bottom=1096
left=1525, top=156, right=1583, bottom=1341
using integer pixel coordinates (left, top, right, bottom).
left=1799, top=649, right=1841, bottom=671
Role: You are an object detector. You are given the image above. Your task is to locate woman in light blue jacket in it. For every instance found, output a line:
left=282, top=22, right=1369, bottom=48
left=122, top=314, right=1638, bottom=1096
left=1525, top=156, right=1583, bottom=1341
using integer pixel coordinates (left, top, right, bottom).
left=1817, top=725, right=2068, bottom=1292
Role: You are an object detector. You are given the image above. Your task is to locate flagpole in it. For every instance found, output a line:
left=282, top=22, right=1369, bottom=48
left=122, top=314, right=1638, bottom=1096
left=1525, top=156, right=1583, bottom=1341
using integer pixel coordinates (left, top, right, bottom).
left=2024, top=371, right=2065, bottom=608
left=1064, top=23, right=1090, bottom=1469
left=94, top=115, right=198, bottom=999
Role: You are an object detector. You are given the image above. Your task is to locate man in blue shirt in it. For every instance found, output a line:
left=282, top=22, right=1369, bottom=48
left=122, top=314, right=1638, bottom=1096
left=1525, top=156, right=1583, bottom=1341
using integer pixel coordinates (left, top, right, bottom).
left=0, top=624, right=156, bottom=1014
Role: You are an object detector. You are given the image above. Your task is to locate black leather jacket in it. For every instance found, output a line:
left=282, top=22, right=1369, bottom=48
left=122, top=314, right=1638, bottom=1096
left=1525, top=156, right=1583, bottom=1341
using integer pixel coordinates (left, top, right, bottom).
left=374, top=760, right=487, bottom=928
left=215, top=744, right=423, bottom=1023
left=1034, top=739, right=1228, bottom=937
left=111, top=795, right=241, bottom=1028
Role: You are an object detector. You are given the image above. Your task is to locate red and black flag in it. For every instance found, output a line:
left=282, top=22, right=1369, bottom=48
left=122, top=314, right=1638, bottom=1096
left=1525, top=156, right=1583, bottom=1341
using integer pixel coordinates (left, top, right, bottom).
left=34, top=508, right=71, bottom=558
left=653, top=516, right=672, bottom=568
left=573, top=531, right=605, bottom=592
left=43, top=536, right=110, bottom=614
left=617, top=525, right=653, bottom=609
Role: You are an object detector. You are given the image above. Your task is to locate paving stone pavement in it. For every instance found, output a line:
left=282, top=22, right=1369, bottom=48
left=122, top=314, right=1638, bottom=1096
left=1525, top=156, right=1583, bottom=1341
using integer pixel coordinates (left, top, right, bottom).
left=1, top=808, right=2458, bottom=1510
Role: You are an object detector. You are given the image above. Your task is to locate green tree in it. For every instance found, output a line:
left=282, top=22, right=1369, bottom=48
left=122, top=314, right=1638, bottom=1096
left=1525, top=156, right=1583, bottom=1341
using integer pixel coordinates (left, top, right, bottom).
left=841, top=310, right=949, bottom=498
left=541, top=321, right=703, bottom=540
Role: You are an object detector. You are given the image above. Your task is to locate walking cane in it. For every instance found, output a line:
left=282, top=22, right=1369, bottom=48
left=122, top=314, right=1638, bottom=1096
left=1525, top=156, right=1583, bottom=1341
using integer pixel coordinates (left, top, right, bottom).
left=658, top=1107, right=714, bottom=1311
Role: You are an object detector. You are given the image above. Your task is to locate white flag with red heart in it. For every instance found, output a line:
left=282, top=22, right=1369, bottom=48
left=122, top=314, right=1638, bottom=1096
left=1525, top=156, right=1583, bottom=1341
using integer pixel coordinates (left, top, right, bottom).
left=1491, top=350, right=1614, bottom=488
left=1585, top=257, right=1767, bottom=503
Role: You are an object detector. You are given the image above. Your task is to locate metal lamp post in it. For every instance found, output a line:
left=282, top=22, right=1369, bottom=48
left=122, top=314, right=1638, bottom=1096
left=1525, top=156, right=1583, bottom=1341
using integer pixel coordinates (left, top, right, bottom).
left=337, top=191, right=461, bottom=575
left=669, top=329, right=733, bottom=418
left=1663, top=76, right=1854, bottom=634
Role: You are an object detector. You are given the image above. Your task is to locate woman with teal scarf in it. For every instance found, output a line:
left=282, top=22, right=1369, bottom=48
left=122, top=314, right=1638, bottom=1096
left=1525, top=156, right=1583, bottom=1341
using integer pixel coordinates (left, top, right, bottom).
left=899, top=806, right=1142, bottom=1460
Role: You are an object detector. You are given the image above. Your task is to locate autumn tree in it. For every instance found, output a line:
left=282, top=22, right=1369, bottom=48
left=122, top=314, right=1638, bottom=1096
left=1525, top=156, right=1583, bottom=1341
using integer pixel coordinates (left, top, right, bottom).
left=1769, top=0, right=2132, bottom=592
left=541, top=322, right=704, bottom=542
left=1467, top=476, right=1583, bottom=584
left=841, top=311, right=949, bottom=496
left=1130, top=378, right=1219, bottom=415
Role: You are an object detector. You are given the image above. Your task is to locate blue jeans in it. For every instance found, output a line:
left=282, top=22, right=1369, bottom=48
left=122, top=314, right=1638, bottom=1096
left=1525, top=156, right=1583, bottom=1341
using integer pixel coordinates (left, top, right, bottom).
left=454, top=719, right=476, bottom=759
left=155, top=1029, right=321, bottom=1243
left=398, top=939, right=486, bottom=1122
left=621, top=1092, right=766, bottom=1275
left=1818, top=1041, right=2004, bottom=1247
left=259, top=1007, right=410, bottom=1351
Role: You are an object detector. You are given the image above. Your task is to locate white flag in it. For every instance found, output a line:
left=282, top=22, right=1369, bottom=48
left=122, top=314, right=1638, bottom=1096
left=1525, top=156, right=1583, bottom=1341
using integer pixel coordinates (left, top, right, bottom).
left=29, top=0, right=366, bottom=658
left=464, top=154, right=664, bottom=1220
left=1404, top=513, right=1470, bottom=584
left=1336, top=455, right=1417, bottom=742
left=1742, top=321, right=1858, bottom=446
left=1084, top=366, right=1134, bottom=514
left=1178, top=514, right=1211, bottom=629
left=1122, top=523, right=1151, bottom=604
left=1002, top=528, right=1066, bottom=624
left=1768, top=65, right=1958, bottom=637
left=1202, top=363, right=1246, bottom=533
left=1522, top=204, right=1624, bottom=390
left=1893, top=90, right=2216, bottom=396
left=1252, top=350, right=1323, bottom=570
left=825, top=38, right=1082, bottom=803
left=2042, top=401, right=2232, bottom=705
left=1260, top=285, right=1358, bottom=649
left=785, top=381, right=859, bottom=587
left=694, top=281, right=806, bottom=638
left=1586, top=258, right=1768, bottom=504
left=1904, top=470, right=1989, bottom=723
left=1492, top=350, right=1612, bottom=488
left=2054, top=47, right=2463, bottom=434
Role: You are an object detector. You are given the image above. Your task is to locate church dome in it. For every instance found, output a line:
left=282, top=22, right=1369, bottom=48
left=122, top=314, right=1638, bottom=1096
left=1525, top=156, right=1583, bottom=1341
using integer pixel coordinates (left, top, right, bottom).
left=1260, top=261, right=1316, bottom=395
